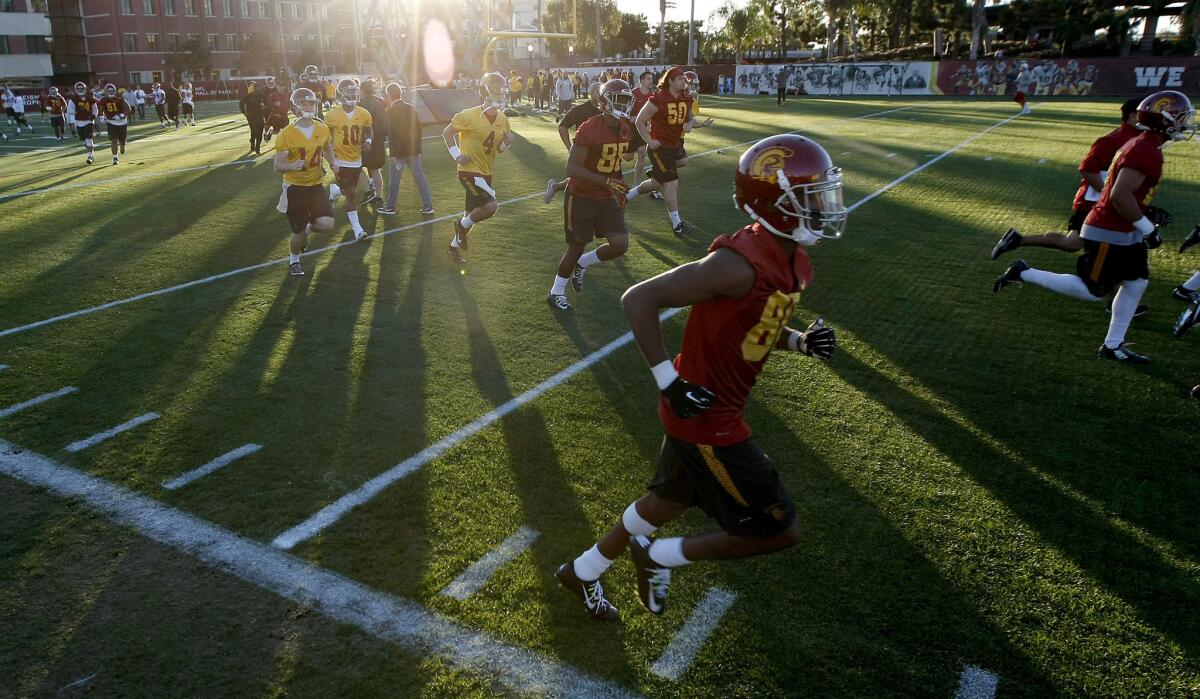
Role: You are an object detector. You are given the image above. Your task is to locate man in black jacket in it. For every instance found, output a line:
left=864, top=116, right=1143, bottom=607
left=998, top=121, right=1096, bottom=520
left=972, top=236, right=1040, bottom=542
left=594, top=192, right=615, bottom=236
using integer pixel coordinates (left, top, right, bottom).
left=358, top=79, right=388, bottom=207
left=379, top=83, right=433, bottom=216
left=239, top=82, right=267, bottom=154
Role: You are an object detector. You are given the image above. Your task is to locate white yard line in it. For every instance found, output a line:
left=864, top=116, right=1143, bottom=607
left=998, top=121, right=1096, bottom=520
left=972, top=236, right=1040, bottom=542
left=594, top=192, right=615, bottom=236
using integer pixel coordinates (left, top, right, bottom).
left=0, top=439, right=638, bottom=698
left=0, top=386, right=77, bottom=419
left=0, top=363, right=8, bottom=371
left=162, top=443, right=262, bottom=490
left=64, top=412, right=159, bottom=453
left=273, top=107, right=1018, bottom=549
left=441, top=526, right=540, bottom=601
left=0, top=105, right=917, bottom=341
left=649, top=587, right=738, bottom=681
left=954, top=665, right=999, bottom=699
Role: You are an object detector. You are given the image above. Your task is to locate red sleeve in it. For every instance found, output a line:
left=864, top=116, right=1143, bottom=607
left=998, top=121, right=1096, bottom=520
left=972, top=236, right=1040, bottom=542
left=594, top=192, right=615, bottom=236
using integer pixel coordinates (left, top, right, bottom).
left=1127, top=141, right=1163, bottom=179
left=1078, top=133, right=1116, bottom=173
left=572, top=116, right=599, bottom=146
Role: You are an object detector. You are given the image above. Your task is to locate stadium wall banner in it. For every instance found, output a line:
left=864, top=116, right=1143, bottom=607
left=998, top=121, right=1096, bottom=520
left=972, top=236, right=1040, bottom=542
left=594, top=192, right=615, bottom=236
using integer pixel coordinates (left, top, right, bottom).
left=734, top=63, right=935, bottom=95
left=933, top=57, right=1200, bottom=97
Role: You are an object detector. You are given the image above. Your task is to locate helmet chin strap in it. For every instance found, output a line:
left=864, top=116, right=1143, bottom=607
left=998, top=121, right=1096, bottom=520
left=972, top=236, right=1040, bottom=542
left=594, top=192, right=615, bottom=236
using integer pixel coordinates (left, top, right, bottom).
left=738, top=202, right=819, bottom=246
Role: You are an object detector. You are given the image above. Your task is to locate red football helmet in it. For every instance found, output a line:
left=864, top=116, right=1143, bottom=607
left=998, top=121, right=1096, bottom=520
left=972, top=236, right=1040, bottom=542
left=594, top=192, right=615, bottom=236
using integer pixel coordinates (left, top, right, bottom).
left=734, top=134, right=847, bottom=244
left=683, top=70, right=700, bottom=95
left=1136, top=90, right=1196, bottom=141
left=600, top=78, right=634, bottom=119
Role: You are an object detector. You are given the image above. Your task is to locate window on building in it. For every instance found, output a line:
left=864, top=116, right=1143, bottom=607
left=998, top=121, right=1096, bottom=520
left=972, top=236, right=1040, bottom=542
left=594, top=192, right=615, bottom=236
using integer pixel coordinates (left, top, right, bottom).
left=222, top=0, right=231, bottom=16
left=145, top=33, right=158, bottom=50
left=143, top=0, right=153, bottom=14
left=123, top=33, right=137, bottom=52
left=319, top=3, right=326, bottom=19
left=258, top=1, right=265, bottom=16
left=0, top=36, right=10, bottom=54
left=292, top=34, right=300, bottom=50
left=323, top=34, right=331, bottom=50
left=187, top=32, right=197, bottom=44
left=129, top=71, right=143, bottom=85
left=3, top=0, right=15, bottom=10
left=206, top=33, right=217, bottom=50
left=167, top=33, right=178, bottom=50
left=184, top=0, right=193, bottom=14
left=289, top=2, right=298, bottom=18
left=308, top=2, right=315, bottom=18
left=240, top=0, right=246, bottom=16
left=26, top=34, right=49, bottom=52
left=120, top=0, right=132, bottom=14
left=225, top=33, right=235, bottom=50
left=203, top=0, right=212, bottom=16
left=163, top=0, right=173, bottom=13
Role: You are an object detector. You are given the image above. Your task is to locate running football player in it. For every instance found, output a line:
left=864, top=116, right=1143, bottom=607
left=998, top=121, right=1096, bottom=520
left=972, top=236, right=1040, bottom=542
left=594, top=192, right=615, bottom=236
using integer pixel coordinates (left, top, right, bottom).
left=442, top=72, right=513, bottom=264
left=151, top=82, right=167, bottom=127
left=263, top=77, right=290, bottom=143
left=180, top=82, right=195, bottom=126
left=624, top=66, right=714, bottom=237
left=98, top=84, right=131, bottom=165
left=46, top=86, right=67, bottom=142
left=274, top=88, right=336, bottom=277
left=298, top=65, right=324, bottom=119
left=993, top=90, right=1196, bottom=363
left=325, top=78, right=375, bottom=241
left=556, top=134, right=844, bottom=620
left=630, top=71, right=656, bottom=194
left=65, top=81, right=98, bottom=164
left=547, top=78, right=636, bottom=312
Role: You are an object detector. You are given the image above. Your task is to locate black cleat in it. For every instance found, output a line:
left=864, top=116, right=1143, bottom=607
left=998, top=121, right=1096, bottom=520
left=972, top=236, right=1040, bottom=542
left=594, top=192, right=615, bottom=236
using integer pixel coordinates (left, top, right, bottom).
left=1179, top=224, right=1200, bottom=254
left=1174, top=295, right=1200, bottom=337
left=447, top=244, right=466, bottom=264
left=418, top=206, right=435, bottom=215
left=555, top=562, right=619, bottom=621
left=672, top=221, right=692, bottom=238
left=1172, top=285, right=1198, bottom=302
left=547, top=293, right=573, bottom=311
left=1097, top=343, right=1150, bottom=363
left=453, top=218, right=470, bottom=252
left=288, top=262, right=304, bottom=276
left=649, top=190, right=664, bottom=200
left=1191, top=384, right=1200, bottom=399
left=628, top=536, right=671, bottom=615
left=992, top=259, right=1029, bottom=293
left=571, top=263, right=586, bottom=292
left=991, top=227, right=1023, bottom=260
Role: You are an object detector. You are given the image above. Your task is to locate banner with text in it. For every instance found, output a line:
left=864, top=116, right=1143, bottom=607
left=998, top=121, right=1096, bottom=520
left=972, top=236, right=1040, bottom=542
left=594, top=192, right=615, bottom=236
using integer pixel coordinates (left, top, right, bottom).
left=734, top=63, right=934, bottom=96
left=934, top=58, right=1200, bottom=97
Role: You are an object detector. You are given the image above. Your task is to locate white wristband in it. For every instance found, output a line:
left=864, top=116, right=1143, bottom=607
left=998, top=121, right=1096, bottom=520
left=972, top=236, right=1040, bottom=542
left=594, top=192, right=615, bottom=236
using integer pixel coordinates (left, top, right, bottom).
left=448, top=144, right=462, bottom=160
left=651, top=360, right=678, bottom=391
left=1133, top=216, right=1155, bottom=237
left=786, top=330, right=802, bottom=352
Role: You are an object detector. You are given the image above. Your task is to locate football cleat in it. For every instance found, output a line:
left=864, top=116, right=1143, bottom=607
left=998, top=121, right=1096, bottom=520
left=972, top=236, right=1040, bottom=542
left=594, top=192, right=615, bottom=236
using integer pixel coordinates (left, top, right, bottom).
left=991, top=228, right=1023, bottom=260
left=571, top=263, right=586, bottom=292
left=453, top=218, right=470, bottom=252
left=672, top=221, right=692, bottom=238
left=112, top=156, right=119, bottom=165
left=1174, top=295, right=1200, bottom=337
left=992, top=259, right=1029, bottom=293
left=1191, top=384, right=1199, bottom=399
left=376, top=206, right=396, bottom=215
left=1172, top=286, right=1198, bottom=302
left=547, top=293, right=573, bottom=312
left=628, top=536, right=671, bottom=615
left=1097, top=343, right=1150, bottom=363
left=554, top=562, right=619, bottom=621
left=360, top=190, right=380, bottom=208
left=419, top=206, right=435, bottom=215
left=1180, top=224, right=1200, bottom=254
left=354, top=229, right=367, bottom=241
left=328, top=183, right=341, bottom=202
left=288, top=262, right=304, bottom=276
left=447, top=243, right=466, bottom=264
left=650, top=190, right=664, bottom=200
left=86, top=154, right=93, bottom=164
left=544, top=178, right=557, bottom=205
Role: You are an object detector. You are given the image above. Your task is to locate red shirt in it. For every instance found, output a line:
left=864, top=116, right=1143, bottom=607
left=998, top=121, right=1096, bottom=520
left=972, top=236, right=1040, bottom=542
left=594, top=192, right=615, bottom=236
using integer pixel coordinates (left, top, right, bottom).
left=659, top=224, right=814, bottom=446
left=1072, top=123, right=1139, bottom=211
left=1084, top=131, right=1164, bottom=233
left=266, top=89, right=289, bottom=117
left=648, top=89, right=693, bottom=148
left=98, top=97, right=129, bottom=123
left=632, top=87, right=653, bottom=116
left=68, top=94, right=97, bottom=122
left=567, top=115, right=632, bottom=199
left=45, top=95, right=67, bottom=115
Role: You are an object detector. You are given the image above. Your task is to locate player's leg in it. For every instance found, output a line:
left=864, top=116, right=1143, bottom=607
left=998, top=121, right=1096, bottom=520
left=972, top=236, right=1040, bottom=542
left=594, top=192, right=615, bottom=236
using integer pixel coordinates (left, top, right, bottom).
left=1173, top=270, right=1200, bottom=300
left=549, top=239, right=586, bottom=311
left=993, top=256, right=1102, bottom=300
left=664, top=179, right=686, bottom=234
left=366, top=167, right=383, bottom=205
left=1098, top=245, right=1151, bottom=362
left=285, top=186, right=310, bottom=276
left=108, top=126, right=119, bottom=163
left=570, top=199, right=628, bottom=295
left=81, top=124, right=94, bottom=163
left=338, top=168, right=366, bottom=240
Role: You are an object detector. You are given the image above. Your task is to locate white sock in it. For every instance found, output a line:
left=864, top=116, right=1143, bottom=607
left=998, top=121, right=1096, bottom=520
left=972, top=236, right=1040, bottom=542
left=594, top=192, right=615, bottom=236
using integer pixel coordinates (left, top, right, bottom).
left=648, top=537, right=690, bottom=568
left=347, top=210, right=361, bottom=232
left=450, top=233, right=461, bottom=248
left=289, top=253, right=300, bottom=264
left=1104, top=278, right=1148, bottom=348
left=578, top=249, right=603, bottom=268
left=329, top=183, right=341, bottom=199
left=1019, top=268, right=1101, bottom=302
left=460, top=214, right=474, bottom=230
left=551, top=275, right=568, bottom=296
left=1183, top=271, right=1200, bottom=291
left=625, top=185, right=640, bottom=201
left=572, top=544, right=615, bottom=582
left=669, top=210, right=682, bottom=227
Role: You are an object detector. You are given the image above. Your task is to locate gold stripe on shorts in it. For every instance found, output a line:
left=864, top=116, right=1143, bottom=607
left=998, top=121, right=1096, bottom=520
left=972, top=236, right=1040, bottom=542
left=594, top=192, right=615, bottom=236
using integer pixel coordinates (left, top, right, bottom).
left=1090, top=242, right=1109, bottom=282
left=698, top=445, right=749, bottom=507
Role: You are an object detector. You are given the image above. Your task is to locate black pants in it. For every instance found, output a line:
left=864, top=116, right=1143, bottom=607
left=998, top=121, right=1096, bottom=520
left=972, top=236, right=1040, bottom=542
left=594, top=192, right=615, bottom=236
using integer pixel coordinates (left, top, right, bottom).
left=137, top=103, right=145, bottom=118
left=777, top=88, right=786, bottom=105
left=247, top=116, right=264, bottom=150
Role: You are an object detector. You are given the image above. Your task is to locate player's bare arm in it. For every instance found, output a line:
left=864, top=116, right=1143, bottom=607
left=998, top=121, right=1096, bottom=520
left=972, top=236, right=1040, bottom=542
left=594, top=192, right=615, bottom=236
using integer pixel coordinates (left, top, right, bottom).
left=322, top=140, right=336, bottom=171
left=500, top=129, right=513, bottom=151
left=1109, top=167, right=1147, bottom=223
left=1080, top=170, right=1104, bottom=192
left=274, top=150, right=302, bottom=173
left=558, top=122, right=573, bottom=150
left=442, top=123, right=471, bottom=164
left=636, top=100, right=658, bottom=149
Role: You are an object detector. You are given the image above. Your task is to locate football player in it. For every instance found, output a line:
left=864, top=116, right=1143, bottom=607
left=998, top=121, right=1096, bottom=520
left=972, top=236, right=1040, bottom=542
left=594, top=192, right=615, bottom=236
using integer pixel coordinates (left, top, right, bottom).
left=994, top=90, right=1196, bottom=363
left=325, top=78, right=375, bottom=241
left=624, top=66, right=714, bottom=237
left=629, top=71, right=656, bottom=190
left=151, top=82, right=167, bottom=127
left=6, top=88, right=30, bottom=137
left=298, top=65, right=324, bottom=118
left=274, top=87, right=336, bottom=277
left=263, top=76, right=290, bottom=143
left=993, top=98, right=1144, bottom=258
left=546, top=78, right=636, bottom=312
left=46, top=87, right=67, bottom=142
left=556, top=134, right=844, bottom=620
left=98, top=84, right=131, bottom=165
left=1171, top=227, right=1200, bottom=336
left=442, top=71, right=513, bottom=264
left=65, top=81, right=99, bottom=164
left=180, top=82, right=195, bottom=126
left=543, top=82, right=603, bottom=204
left=239, top=81, right=267, bottom=154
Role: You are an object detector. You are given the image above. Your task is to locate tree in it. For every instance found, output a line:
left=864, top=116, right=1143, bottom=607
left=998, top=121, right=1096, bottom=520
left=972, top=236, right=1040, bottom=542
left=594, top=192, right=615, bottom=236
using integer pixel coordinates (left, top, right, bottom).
left=970, top=0, right=986, bottom=59
left=615, top=12, right=651, bottom=57
left=709, top=1, right=770, bottom=62
left=292, top=44, right=321, bottom=74
left=543, top=0, right=622, bottom=60
left=165, top=38, right=211, bottom=81
left=238, top=33, right=275, bottom=75
left=662, top=19, right=702, bottom=63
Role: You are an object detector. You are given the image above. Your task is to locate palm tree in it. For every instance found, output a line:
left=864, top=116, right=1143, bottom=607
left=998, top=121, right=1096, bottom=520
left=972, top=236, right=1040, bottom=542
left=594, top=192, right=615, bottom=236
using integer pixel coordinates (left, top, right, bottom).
left=711, top=2, right=767, bottom=63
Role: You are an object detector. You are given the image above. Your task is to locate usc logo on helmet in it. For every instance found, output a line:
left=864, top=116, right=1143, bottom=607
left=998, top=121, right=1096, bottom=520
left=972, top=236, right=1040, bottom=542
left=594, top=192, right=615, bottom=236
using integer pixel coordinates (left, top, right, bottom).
left=748, top=146, right=794, bottom=184
left=1152, top=97, right=1173, bottom=113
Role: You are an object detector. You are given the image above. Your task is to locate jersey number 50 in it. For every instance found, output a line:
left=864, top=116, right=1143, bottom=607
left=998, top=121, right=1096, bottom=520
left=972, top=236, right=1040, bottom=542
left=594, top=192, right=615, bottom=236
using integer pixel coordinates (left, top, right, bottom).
left=665, top=102, right=686, bottom=125
left=741, top=291, right=798, bottom=362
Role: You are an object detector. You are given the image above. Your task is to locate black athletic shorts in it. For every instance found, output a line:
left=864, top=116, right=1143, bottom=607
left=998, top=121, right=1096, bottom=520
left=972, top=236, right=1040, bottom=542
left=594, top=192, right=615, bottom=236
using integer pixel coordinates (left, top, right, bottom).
left=1076, top=239, right=1149, bottom=297
left=49, top=115, right=64, bottom=128
left=167, top=104, right=179, bottom=119
left=648, top=145, right=685, bottom=184
left=268, top=113, right=289, bottom=130
left=564, top=191, right=626, bottom=244
left=336, top=166, right=362, bottom=191
left=107, top=124, right=128, bottom=142
left=284, top=183, right=333, bottom=234
left=649, top=435, right=796, bottom=538
left=363, top=143, right=387, bottom=169
left=1068, top=203, right=1093, bottom=232
left=182, top=103, right=194, bottom=115
left=155, top=104, right=166, bottom=119
left=4, top=107, right=13, bottom=118
left=460, top=174, right=496, bottom=211
left=76, top=123, right=94, bottom=140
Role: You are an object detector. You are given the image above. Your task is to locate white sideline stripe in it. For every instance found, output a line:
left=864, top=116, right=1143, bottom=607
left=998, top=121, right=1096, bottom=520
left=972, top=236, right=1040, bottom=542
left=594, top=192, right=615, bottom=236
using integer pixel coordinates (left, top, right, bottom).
left=272, top=106, right=1020, bottom=550
left=0, top=156, right=262, bottom=202
left=441, top=526, right=540, bottom=601
left=954, top=665, right=999, bottom=699
left=64, top=412, right=159, bottom=452
left=649, top=587, right=737, bottom=681
left=271, top=306, right=683, bottom=550
left=886, top=152, right=898, bottom=158
left=0, top=363, right=8, bottom=371
left=162, top=443, right=262, bottom=491
left=0, top=104, right=916, bottom=341
left=0, top=386, right=77, bottom=419
left=0, top=440, right=638, bottom=699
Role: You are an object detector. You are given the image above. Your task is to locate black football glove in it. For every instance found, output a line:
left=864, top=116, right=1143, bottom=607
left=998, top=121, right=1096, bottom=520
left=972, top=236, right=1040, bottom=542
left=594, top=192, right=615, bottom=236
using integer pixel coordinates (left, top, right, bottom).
left=662, top=377, right=716, bottom=419
left=1145, top=229, right=1164, bottom=250
left=1146, top=206, right=1173, bottom=227
left=798, top=319, right=836, bottom=359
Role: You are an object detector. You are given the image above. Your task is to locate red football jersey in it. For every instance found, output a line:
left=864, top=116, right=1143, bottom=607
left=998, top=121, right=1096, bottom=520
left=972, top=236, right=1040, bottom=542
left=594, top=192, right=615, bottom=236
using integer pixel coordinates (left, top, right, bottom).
left=567, top=115, right=632, bottom=199
left=68, top=94, right=97, bottom=122
left=267, top=89, right=290, bottom=116
left=1072, top=123, right=1138, bottom=211
left=632, top=87, right=654, bottom=116
left=648, top=89, right=693, bottom=148
left=659, top=224, right=814, bottom=447
left=99, top=97, right=130, bottom=123
left=46, top=95, right=67, bottom=115
left=1084, top=131, right=1164, bottom=233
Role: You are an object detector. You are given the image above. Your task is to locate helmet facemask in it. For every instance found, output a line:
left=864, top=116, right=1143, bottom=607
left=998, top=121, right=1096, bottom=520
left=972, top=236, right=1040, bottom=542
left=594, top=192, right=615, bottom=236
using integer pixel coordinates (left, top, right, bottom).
left=291, top=88, right=319, bottom=119
left=338, top=79, right=360, bottom=107
left=740, top=167, right=848, bottom=245
left=605, top=88, right=634, bottom=119
left=74, top=82, right=86, bottom=96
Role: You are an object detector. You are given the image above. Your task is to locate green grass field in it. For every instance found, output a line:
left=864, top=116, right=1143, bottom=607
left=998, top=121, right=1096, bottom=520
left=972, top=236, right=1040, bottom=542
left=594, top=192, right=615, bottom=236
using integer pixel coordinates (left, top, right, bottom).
left=1, top=95, right=1198, bottom=698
